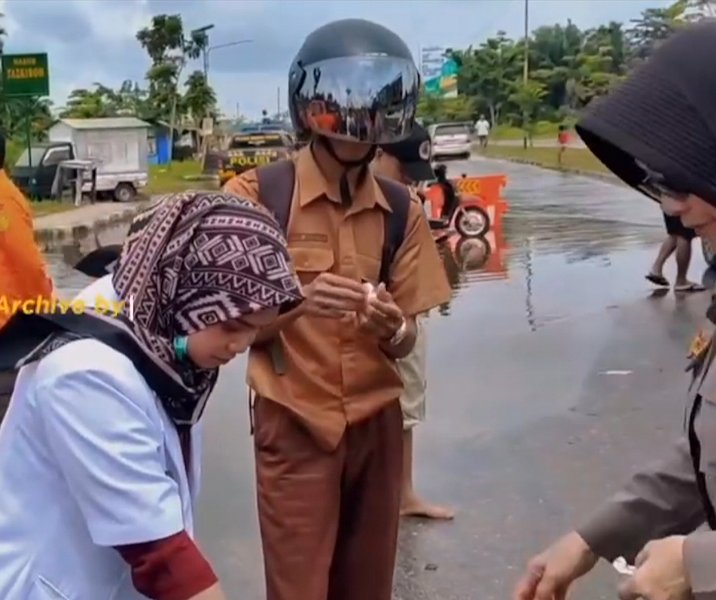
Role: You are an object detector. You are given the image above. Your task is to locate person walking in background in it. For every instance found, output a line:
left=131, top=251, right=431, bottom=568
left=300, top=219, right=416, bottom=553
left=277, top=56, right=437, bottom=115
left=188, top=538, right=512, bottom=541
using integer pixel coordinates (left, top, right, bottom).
left=475, top=114, right=490, bottom=148
left=0, top=132, right=54, bottom=420
left=646, top=214, right=705, bottom=292
left=557, top=124, right=570, bottom=166
left=373, top=124, right=455, bottom=520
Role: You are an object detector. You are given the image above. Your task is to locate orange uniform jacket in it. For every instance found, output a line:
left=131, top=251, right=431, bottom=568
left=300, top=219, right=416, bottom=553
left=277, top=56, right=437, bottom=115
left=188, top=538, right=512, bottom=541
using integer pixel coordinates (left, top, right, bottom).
left=0, top=169, right=53, bottom=330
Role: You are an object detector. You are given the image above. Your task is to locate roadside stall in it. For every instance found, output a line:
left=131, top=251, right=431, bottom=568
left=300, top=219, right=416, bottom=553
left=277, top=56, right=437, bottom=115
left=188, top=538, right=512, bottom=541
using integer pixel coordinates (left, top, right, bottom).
left=51, top=159, right=98, bottom=206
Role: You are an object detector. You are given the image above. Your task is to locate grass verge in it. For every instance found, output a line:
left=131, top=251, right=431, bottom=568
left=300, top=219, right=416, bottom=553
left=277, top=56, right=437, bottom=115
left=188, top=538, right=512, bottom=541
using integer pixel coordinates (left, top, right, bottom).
left=29, top=160, right=216, bottom=220
left=481, top=145, right=612, bottom=176
left=145, top=160, right=218, bottom=196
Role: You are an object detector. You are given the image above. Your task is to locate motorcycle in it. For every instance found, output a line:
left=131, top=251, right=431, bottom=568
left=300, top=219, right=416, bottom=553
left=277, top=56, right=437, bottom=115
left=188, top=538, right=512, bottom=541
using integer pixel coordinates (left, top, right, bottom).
left=424, top=173, right=491, bottom=238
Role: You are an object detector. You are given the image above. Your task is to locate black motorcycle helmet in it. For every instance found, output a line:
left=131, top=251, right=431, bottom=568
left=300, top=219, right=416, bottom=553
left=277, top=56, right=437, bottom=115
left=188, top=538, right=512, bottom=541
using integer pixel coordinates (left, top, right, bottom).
left=288, top=19, right=420, bottom=179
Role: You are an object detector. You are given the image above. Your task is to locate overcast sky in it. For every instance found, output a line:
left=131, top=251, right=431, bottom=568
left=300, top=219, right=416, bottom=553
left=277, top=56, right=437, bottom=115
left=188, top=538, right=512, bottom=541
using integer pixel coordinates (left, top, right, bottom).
left=1, top=0, right=671, bottom=120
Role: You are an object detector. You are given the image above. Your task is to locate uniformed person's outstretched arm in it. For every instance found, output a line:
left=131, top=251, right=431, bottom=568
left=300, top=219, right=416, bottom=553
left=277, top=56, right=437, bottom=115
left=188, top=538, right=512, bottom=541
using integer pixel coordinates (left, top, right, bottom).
left=514, top=437, right=705, bottom=600
left=578, top=437, right=704, bottom=562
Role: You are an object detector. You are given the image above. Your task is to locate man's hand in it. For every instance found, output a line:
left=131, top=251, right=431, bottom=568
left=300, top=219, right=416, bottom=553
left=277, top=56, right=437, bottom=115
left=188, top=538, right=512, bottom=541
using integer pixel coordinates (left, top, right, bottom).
left=302, top=273, right=366, bottom=319
left=617, top=536, right=690, bottom=600
left=513, top=531, right=598, bottom=600
left=357, top=283, right=404, bottom=340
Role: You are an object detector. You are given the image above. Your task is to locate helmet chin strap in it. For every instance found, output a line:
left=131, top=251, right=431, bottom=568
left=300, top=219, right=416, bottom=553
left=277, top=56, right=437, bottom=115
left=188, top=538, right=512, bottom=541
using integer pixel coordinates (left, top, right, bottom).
left=314, top=136, right=376, bottom=204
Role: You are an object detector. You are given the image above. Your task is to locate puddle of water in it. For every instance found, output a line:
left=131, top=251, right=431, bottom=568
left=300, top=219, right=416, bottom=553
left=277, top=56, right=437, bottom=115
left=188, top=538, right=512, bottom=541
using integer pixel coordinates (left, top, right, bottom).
left=435, top=158, right=707, bottom=336
left=45, top=222, right=130, bottom=297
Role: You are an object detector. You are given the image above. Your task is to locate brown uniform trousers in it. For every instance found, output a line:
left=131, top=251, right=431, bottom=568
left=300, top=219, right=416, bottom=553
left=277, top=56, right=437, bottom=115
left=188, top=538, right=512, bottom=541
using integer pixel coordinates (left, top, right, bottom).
left=224, top=148, right=452, bottom=600
left=254, top=397, right=403, bottom=600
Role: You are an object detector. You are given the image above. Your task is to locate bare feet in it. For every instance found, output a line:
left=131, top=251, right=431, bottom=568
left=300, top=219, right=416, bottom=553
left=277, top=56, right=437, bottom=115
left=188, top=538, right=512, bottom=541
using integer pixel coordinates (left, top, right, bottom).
left=400, top=496, right=455, bottom=520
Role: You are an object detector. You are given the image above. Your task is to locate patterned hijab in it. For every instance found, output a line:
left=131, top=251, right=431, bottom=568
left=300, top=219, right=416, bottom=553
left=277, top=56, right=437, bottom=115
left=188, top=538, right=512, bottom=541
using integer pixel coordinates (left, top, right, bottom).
left=19, top=191, right=302, bottom=425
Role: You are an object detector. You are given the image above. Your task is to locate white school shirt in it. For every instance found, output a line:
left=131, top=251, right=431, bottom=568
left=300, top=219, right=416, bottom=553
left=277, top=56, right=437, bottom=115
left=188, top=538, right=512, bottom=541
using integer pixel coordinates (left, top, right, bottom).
left=0, top=275, right=202, bottom=599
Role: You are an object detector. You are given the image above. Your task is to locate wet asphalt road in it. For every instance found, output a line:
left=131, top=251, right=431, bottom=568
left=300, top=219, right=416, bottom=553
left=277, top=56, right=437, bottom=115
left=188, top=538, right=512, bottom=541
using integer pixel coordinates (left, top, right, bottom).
left=47, top=158, right=713, bottom=599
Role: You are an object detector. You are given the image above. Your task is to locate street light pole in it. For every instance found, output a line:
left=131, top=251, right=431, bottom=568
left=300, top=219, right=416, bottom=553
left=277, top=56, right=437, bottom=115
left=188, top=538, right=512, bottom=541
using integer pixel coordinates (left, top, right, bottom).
left=204, top=39, right=253, bottom=85
left=190, top=24, right=215, bottom=81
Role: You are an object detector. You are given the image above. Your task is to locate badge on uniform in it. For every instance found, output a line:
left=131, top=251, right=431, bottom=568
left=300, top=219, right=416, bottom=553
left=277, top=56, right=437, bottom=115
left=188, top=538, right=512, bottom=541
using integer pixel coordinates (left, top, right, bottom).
left=686, top=330, right=711, bottom=374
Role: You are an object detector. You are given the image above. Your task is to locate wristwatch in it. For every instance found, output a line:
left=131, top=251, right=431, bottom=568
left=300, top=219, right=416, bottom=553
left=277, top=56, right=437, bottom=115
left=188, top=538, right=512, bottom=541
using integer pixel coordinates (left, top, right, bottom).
left=387, top=317, right=408, bottom=346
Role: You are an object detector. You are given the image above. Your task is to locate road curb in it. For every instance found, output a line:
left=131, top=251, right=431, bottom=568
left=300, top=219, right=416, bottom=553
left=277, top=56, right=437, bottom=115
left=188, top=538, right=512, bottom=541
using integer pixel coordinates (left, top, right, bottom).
left=34, top=202, right=148, bottom=249
left=483, top=156, right=622, bottom=185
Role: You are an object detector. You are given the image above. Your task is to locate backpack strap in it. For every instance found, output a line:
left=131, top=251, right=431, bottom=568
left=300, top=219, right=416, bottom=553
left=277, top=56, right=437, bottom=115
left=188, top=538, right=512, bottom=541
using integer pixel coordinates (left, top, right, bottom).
left=375, top=176, right=411, bottom=287
left=255, top=160, right=296, bottom=376
left=256, top=160, right=296, bottom=235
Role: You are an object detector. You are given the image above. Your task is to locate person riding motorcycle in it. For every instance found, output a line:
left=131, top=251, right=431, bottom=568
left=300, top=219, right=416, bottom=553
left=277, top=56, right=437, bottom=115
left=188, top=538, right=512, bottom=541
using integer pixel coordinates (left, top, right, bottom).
left=434, top=163, right=459, bottom=220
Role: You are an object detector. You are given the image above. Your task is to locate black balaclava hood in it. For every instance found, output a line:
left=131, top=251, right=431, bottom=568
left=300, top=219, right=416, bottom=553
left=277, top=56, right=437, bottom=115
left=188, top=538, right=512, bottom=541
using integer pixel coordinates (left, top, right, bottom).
left=576, top=20, right=716, bottom=206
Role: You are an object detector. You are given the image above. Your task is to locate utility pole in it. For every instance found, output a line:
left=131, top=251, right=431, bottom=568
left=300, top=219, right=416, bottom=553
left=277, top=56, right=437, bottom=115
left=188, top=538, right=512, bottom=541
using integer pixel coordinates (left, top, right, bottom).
left=191, top=24, right=214, bottom=82
left=191, top=24, right=215, bottom=167
left=522, top=0, right=529, bottom=150
left=277, top=86, right=281, bottom=117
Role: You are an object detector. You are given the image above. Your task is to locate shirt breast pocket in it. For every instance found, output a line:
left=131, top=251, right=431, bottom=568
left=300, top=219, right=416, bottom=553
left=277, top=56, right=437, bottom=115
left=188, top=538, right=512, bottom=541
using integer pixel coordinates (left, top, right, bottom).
left=288, top=246, right=335, bottom=284
left=356, top=254, right=381, bottom=285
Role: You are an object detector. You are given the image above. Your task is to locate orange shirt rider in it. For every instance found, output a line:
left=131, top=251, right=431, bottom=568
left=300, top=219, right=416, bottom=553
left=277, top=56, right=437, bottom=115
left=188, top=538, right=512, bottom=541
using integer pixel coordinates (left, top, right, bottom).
left=0, top=168, right=53, bottom=330
left=224, top=147, right=451, bottom=450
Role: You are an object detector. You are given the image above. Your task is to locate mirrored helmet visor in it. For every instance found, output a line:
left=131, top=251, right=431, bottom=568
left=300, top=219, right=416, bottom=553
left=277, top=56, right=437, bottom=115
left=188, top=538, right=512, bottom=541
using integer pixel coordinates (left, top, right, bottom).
left=291, top=55, right=420, bottom=145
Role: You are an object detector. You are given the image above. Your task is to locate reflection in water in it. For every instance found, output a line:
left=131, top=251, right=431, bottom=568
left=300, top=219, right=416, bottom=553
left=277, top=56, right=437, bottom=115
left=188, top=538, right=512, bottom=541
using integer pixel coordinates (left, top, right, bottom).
left=437, top=215, right=509, bottom=315
left=45, top=223, right=131, bottom=298
left=522, top=236, right=537, bottom=332
left=432, top=178, right=669, bottom=333
left=438, top=236, right=493, bottom=316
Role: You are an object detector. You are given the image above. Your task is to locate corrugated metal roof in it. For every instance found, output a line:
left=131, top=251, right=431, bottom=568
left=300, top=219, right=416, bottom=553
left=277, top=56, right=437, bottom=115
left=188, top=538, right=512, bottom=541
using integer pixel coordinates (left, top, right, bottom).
left=58, top=117, right=152, bottom=130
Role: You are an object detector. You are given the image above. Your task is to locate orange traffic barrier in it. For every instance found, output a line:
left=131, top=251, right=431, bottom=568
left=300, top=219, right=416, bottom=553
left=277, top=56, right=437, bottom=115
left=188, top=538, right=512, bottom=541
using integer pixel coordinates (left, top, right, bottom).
left=425, top=173, right=509, bottom=232
left=454, top=173, right=507, bottom=205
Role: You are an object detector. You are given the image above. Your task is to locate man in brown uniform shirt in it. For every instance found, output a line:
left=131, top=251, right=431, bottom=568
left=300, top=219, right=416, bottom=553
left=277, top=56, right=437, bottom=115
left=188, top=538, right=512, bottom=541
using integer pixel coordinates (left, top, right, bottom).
left=515, top=22, right=716, bottom=600
left=224, top=19, right=450, bottom=600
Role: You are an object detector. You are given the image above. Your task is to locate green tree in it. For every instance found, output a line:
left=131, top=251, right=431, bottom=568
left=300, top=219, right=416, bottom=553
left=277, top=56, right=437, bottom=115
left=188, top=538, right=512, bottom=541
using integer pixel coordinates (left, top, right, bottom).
left=509, top=80, right=547, bottom=140
left=182, top=70, right=217, bottom=125
left=136, top=14, right=211, bottom=156
left=627, top=0, right=688, bottom=62
left=59, top=81, right=151, bottom=119
left=452, top=32, right=521, bottom=125
left=60, top=85, right=112, bottom=118
left=0, top=13, right=53, bottom=144
left=438, top=6, right=688, bottom=133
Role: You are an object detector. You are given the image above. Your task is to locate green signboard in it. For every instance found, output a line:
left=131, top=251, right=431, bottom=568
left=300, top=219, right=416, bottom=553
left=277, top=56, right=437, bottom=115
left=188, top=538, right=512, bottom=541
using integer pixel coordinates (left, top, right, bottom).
left=2, top=53, right=49, bottom=97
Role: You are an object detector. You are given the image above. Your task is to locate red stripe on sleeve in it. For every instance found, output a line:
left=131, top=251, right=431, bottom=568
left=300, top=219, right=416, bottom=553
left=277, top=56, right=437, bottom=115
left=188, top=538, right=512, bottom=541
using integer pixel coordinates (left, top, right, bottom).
left=115, top=531, right=217, bottom=600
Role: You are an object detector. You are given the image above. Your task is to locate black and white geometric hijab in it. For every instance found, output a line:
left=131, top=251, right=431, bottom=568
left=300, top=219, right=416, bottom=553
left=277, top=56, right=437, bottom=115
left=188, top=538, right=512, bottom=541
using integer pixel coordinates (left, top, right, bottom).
left=11, top=191, right=302, bottom=426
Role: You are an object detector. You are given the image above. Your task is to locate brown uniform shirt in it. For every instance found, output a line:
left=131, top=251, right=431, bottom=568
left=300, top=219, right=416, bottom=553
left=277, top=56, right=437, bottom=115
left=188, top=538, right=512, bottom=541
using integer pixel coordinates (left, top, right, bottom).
left=224, top=147, right=451, bottom=450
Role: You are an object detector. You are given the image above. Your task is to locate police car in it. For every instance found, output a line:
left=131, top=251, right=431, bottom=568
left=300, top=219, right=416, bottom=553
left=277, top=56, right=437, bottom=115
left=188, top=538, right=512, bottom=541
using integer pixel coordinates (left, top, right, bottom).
left=205, top=129, right=296, bottom=186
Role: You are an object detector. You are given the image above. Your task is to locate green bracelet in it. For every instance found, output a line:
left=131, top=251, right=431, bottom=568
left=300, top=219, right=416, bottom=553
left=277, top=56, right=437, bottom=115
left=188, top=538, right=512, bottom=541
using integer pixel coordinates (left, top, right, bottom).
left=173, top=335, right=189, bottom=363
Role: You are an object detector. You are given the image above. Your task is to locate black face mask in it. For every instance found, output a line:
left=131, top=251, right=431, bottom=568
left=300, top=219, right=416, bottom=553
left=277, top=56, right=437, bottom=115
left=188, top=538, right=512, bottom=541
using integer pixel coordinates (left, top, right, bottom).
left=312, top=137, right=376, bottom=204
